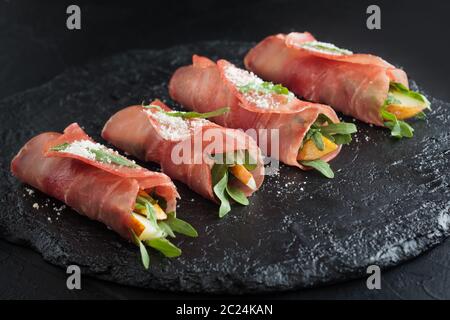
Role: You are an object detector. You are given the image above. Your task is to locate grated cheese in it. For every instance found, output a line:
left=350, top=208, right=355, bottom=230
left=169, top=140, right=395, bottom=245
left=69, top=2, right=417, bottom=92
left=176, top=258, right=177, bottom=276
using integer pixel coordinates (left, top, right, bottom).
left=59, top=140, right=136, bottom=166
left=224, top=65, right=293, bottom=110
left=145, top=110, right=211, bottom=140
left=62, top=140, right=98, bottom=160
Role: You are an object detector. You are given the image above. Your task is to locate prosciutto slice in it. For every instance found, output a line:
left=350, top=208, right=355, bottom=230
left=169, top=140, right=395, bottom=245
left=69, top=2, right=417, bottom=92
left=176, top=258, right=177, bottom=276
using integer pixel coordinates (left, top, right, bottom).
left=10, top=123, right=178, bottom=240
left=169, top=55, right=341, bottom=169
left=244, top=32, right=409, bottom=126
left=102, top=100, right=265, bottom=202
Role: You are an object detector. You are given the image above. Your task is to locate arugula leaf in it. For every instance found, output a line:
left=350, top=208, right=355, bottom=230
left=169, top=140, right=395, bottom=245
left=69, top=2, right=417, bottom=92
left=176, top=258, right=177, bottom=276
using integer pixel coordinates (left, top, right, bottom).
left=136, top=196, right=158, bottom=225
left=389, top=82, right=429, bottom=105
left=381, top=108, right=415, bottom=139
left=238, top=81, right=290, bottom=96
left=130, top=229, right=150, bottom=269
left=144, top=105, right=229, bottom=119
left=311, top=132, right=325, bottom=151
left=415, top=111, right=427, bottom=120
left=332, top=134, right=353, bottom=145
left=301, top=41, right=353, bottom=55
left=213, top=169, right=232, bottom=218
left=158, top=221, right=175, bottom=238
left=88, top=148, right=138, bottom=168
left=166, top=212, right=198, bottom=237
left=301, top=160, right=335, bottom=179
left=50, top=143, right=70, bottom=152
left=145, top=238, right=181, bottom=258
left=226, top=184, right=249, bottom=206
left=320, top=122, right=357, bottom=136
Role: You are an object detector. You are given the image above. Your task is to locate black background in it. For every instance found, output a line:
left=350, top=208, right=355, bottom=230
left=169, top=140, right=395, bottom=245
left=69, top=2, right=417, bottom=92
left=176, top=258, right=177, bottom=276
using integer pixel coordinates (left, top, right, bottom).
left=1, top=0, right=449, bottom=299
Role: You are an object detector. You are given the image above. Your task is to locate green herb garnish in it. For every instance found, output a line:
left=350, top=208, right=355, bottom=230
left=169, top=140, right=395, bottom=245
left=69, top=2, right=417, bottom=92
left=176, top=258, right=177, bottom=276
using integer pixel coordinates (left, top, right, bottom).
left=166, top=212, right=198, bottom=237
left=210, top=150, right=256, bottom=218
left=380, top=82, right=430, bottom=139
left=301, top=160, right=335, bottom=179
left=389, top=82, right=429, bottom=105
left=144, top=105, right=229, bottom=119
left=145, top=238, right=181, bottom=258
left=50, top=142, right=138, bottom=168
left=89, top=148, right=138, bottom=168
left=238, top=81, right=290, bottom=96
left=50, top=142, right=70, bottom=152
left=299, top=114, right=356, bottom=178
left=130, top=196, right=197, bottom=268
left=380, top=108, right=414, bottom=139
left=301, top=41, right=353, bottom=56
left=131, top=229, right=150, bottom=269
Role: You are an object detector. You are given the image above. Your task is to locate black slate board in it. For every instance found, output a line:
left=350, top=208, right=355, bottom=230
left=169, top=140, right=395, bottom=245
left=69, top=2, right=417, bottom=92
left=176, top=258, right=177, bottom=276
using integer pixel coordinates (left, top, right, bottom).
left=0, top=41, right=449, bottom=294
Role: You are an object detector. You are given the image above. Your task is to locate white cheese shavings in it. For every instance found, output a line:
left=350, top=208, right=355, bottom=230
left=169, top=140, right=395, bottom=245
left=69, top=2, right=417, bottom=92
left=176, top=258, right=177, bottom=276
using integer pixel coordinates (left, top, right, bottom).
left=62, top=140, right=98, bottom=160
left=146, top=110, right=190, bottom=140
left=224, top=65, right=293, bottom=110
left=59, top=140, right=136, bottom=166
left=146, top=110, right=211, bottom=140
left=224, top=65, right=263, bottom=87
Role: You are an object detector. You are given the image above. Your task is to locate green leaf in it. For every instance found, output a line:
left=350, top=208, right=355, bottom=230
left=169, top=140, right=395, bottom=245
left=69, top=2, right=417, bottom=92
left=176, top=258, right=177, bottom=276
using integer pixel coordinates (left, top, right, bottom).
left=301, top=160, right=335, bottom=179
left=415, top=111, right=427, bottom=120
left=136, top=196, right=157, bottom=226
left=301, top=41, right=353, bottom=55
left=316, top=114, right=334, bottom=125
left=158, top=221, right=175, bottom=238
left=238, top=81, right=290, bottom=96
left=211, top=163, right=228, bottom=185
left=145, top=238, right=181, bottom=258
left=166, top=212, right=198, bottom=237
left=399, top=121, right=414, bottom=138
left=213, top=170, right=231, bottom=218
left=225, top=184, right=249, bottom=206
left=332, top=134, right=352, bottom=145
left=389, top=82, right=429, bottom=105
left=50, top=142, right=70, bottom=152
left=144, top=104, right=229, bottom=119
left=320, top=123, right=357, bottom=136
left=130, top=229, right=150, bottom=269
left=380, top=108, right=397, bottom=122
left=88, top=148, right=138, bottom=168
left=381, top=108, right=415, bottom=139
left=311, top=132, right=325, bottom=151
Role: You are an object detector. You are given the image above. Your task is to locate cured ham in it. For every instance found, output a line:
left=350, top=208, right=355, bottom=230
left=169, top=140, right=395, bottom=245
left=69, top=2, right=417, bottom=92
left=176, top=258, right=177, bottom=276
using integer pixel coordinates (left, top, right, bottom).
left=102, top=100, right=265, bottom=217
left=244, top=32, right=430, bottom=138
left=169, top=55, right=356, bottom=178
left=11, top=123, right=197, bottom=268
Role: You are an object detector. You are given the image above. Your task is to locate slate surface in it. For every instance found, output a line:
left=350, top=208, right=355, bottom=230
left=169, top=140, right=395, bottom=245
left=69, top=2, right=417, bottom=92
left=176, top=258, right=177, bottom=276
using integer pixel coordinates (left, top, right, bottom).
left=0, top=42, right=449, bottom=294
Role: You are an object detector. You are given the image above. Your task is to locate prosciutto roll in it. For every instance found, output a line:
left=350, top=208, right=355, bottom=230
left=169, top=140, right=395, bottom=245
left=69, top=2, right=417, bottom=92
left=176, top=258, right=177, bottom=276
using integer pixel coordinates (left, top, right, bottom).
left=102, top=100, right=265, bottom=217
left=11, top=123, right=197, bottom=268
left=244, top=32, right=430, bottom=138
left=169, top=55, right=356, bottom=178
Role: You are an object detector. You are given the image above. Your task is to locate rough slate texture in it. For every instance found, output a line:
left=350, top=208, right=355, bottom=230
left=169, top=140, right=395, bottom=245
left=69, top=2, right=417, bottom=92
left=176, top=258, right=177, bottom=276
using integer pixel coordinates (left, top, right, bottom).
left=0, top=42, right=449, bottom=294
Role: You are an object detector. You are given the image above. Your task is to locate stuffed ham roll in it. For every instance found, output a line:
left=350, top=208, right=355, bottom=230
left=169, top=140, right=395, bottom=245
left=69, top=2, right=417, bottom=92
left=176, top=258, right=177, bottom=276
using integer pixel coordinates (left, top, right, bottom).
left=244, top=32, right=430, bottom=138
left=11, top=123, right=197, bottom=268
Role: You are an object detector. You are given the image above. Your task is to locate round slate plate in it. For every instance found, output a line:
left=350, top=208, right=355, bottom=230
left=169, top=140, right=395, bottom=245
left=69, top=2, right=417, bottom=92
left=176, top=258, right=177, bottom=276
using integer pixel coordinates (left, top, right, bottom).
left=0, top=41, right=449, bottom=294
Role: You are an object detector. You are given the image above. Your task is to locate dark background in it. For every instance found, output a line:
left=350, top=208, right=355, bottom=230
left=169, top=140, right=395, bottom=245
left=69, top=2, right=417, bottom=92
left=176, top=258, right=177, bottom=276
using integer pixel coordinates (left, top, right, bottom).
left=1, top=0, right=449, bottom=299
